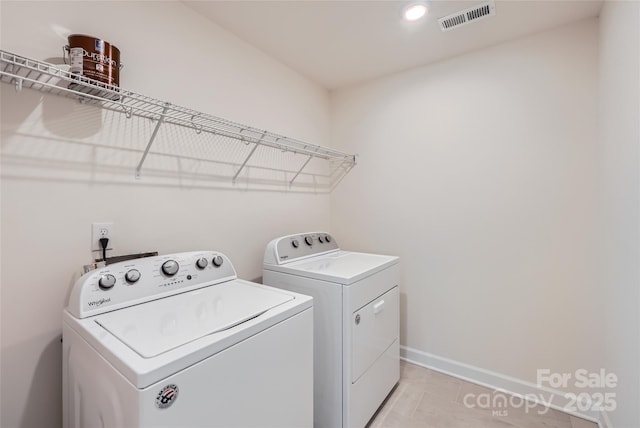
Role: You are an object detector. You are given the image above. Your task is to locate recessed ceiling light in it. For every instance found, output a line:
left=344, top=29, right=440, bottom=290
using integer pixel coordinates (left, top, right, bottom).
left=403, top=3, right=428, bottom=22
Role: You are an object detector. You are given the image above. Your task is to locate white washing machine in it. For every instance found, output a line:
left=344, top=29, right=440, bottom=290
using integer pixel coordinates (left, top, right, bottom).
left=263, top=232, right=399, bottom=428
left=63, top=250, right=313, bottom=428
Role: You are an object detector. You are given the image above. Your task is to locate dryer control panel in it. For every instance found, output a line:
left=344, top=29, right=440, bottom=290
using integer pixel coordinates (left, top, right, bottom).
left=264, top=232, right=339, bottom=265
left=66, top=251, right=237, bottom=318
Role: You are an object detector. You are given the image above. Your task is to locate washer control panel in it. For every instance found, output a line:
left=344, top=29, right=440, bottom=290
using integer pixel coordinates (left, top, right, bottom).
left=266, top=232, right=339, bottom=264
left=67, top=251, right=236, bottom=318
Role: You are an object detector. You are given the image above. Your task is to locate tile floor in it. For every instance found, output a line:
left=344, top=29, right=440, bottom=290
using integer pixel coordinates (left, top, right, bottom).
left=368, top=361, right=599, bottom=428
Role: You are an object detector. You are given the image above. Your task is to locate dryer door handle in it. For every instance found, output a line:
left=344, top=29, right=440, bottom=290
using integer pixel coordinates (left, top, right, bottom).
left=373, top=299, right=385, bottom=314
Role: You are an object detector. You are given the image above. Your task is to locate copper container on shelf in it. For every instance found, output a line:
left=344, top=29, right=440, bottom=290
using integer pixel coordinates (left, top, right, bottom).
left=66, top=34, right=122, bottom=87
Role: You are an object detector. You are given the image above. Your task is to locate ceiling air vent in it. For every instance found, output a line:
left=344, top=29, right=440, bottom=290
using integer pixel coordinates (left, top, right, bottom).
left=438, top=0, right=496, bottom=32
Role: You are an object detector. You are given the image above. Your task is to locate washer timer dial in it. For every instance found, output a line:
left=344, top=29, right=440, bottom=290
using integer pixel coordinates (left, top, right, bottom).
left=161, top=260, right=179, bottom=276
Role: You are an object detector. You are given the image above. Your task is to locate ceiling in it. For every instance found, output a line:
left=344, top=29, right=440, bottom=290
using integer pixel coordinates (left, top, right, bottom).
left=184, top=0, right=603, bottom=90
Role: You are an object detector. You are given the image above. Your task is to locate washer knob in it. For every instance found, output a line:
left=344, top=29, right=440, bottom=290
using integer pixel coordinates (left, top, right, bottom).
left=162, top=260, right=179, bottom=276
left=291, top=239, right=299, bottom=248
left=196, top=257, right=208, bottom=269
left=212, top=255, right=224, bottom=267
left=325, top=235, right=331, bottom=243
left=98, top=274, right=116, bottom=290
left=125, top=269, right=141, bottom=283
left=318, top=236, right=325, bottom=243
left=304, top=236, right=313, bottom=246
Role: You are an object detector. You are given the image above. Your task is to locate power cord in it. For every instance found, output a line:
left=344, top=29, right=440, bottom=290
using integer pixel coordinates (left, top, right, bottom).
left=99, top=237, right=109, bottom=262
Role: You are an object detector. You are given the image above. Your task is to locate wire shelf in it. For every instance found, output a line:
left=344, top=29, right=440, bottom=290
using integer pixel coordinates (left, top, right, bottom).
left=0, top=50, right=356, bottom=187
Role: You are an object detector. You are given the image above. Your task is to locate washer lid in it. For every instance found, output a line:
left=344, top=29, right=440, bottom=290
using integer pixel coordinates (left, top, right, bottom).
left=94, top=281, right=294, bottom=358
left=281, top=251, right=399, bottom=284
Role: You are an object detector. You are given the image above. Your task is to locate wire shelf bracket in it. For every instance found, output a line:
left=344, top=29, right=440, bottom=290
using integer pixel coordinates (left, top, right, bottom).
left=135, top=102, right=170, bottom=179
left=232, top=132, right=265, bottom=184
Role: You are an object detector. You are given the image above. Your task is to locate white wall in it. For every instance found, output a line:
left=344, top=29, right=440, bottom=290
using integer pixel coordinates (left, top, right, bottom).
left=0, top=2, right=331, bottom=428
left=598, top=1, right=640, bottom=427
left=331, top=18, right=603, bottom=389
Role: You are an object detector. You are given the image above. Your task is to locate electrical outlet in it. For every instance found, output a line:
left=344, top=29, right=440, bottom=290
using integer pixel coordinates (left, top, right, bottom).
left=92, top=222, right=114, bottom=252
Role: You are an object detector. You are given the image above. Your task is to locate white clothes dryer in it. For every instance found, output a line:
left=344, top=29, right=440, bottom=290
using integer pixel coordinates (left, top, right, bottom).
left=63, top=251, right=313, bottom=428
left=263, top=232, right=399, bottom=428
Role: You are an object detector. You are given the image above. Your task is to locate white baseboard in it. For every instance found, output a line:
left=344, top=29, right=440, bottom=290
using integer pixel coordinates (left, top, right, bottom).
left=400, top=345, right=611, bottom=428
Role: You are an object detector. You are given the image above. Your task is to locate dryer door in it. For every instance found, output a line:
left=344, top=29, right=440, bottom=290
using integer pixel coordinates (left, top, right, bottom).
left=94, top=281, right=294, bottom=358
left=351, top=286, right=399, bottom=382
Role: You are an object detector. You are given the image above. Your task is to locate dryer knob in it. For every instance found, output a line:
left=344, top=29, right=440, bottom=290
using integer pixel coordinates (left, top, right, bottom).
left=125, top=269, right=141, bottom=283
left=318, top=236, right=325, bottom=243
left=325, top=235, right=331, bottom=243
left=195, top=257, right=208, bottom=269
left=98, top=274, right=116, bottom=290
left=304, top=236, right=313, bottom=246
left=212, top=255, right=224, bottom=267
left=291, top=239, right=299, bottom=248
left=161, top=260, right=179, bottom=276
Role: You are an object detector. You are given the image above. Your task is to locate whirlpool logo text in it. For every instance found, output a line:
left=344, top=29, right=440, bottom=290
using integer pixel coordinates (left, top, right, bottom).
left=87, top=298, right=111, bottom=307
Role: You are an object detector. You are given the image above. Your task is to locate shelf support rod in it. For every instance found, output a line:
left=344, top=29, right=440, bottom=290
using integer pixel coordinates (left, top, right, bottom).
left=232, top=133, right=265, bottom=184
left=135, top=102, right=170, bottom=179
left=290, top=155, right=313, bottom=186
